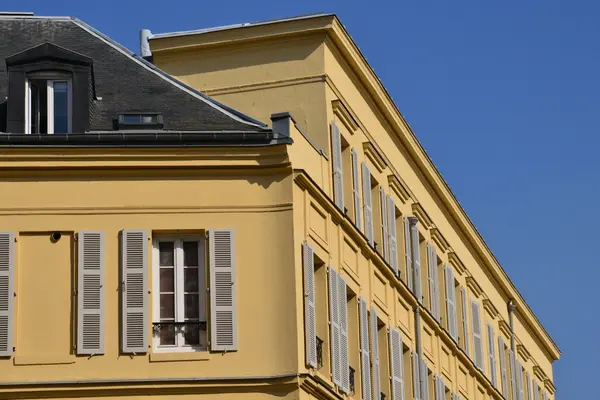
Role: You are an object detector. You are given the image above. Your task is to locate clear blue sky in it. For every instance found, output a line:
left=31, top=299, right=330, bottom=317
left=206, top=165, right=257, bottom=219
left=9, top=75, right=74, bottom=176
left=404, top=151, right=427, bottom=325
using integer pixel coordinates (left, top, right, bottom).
left=5, top=0, right=593, bottom=397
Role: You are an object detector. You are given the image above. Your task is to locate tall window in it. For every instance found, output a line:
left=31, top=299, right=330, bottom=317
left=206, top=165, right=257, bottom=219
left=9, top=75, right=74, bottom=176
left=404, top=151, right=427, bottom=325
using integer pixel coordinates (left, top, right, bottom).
left=152, top=236, right=206, bottom=352
left=26, top=76, right=72, bottom=134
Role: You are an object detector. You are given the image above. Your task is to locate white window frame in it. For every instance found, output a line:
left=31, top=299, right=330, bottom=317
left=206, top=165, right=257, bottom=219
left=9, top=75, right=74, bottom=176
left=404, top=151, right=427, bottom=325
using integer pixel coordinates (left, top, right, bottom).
left=25, top=75, right=72, bottom=134
left=152, top=235, right=206, bottom=353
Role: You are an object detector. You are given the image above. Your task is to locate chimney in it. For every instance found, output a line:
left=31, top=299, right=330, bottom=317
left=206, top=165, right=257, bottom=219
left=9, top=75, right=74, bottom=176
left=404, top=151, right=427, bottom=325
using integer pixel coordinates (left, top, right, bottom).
left=139, top=29, right=152, bottom=58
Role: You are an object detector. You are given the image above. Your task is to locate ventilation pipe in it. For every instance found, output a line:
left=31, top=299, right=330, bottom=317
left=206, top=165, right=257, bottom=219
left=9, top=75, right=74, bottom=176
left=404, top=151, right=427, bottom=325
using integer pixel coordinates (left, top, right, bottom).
left=139, top=29, right=152, bottom=58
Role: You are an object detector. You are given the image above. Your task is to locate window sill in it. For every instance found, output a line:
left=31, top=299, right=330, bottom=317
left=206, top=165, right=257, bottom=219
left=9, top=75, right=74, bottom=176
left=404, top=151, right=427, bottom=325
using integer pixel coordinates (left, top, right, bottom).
left=149, top=351, right=210, bottom=363
left=14, top=355, right=75, bottom=366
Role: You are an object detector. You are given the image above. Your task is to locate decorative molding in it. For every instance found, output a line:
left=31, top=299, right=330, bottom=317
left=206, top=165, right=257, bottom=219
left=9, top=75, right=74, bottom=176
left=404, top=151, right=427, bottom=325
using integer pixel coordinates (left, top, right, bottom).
left=332, top=99, right=359, bottom=133
left=447, top=251, right=466, bottom=276
left=388, top=174, right=414, bottom=205
left=411, top=202, right=433, bottom=229
left=430, top=226, right=450, bottom=254
left=544, top=378, right=556, bottom=395
left=362, top=141, right=387, bottom=173
left=533, top=366, right=548, bottom=383
left=517, top=344, right=531, bottom=362
left=482, top=299, right=499, bottom=319
left=466, top=276, right=483, bottom=298
left=498, top=320, right=512, bottom=340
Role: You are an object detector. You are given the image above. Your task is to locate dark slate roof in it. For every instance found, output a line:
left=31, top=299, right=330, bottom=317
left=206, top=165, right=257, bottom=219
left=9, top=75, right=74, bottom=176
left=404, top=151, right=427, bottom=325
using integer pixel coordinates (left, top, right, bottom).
left=0, top=15, right=273, bottom=137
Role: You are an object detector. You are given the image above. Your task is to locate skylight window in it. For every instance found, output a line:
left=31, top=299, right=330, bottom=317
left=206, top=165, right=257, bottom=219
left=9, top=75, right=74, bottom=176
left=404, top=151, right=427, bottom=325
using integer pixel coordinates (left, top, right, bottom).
left=117, top=113, right=163, bottom=129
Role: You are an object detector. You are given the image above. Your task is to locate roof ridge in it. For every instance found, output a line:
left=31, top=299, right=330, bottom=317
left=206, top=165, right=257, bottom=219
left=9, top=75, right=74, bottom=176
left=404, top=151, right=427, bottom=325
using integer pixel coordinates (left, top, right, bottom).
left=70, top=17, right=269, bottom=129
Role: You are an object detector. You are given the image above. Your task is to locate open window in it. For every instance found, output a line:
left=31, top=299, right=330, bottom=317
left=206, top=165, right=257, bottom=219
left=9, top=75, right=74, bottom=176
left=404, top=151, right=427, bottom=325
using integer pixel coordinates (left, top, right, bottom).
left=347, top=289, right=359, bottom=398
left=377, top=318, right=390, bottom=400
left=314, top=254, right=329, bottom=375
left=26, top=74, right=72, bottom=134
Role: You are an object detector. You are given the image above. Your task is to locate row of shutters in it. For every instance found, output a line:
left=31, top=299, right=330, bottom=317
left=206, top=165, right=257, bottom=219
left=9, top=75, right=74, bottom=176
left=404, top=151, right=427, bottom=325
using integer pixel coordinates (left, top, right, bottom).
left=0, top=229, right=237, bottom=356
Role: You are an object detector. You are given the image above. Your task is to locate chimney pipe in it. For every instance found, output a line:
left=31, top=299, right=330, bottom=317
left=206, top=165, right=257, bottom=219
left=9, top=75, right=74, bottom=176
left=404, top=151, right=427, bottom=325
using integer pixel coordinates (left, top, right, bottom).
left=139, top=29, right=152, bottom=58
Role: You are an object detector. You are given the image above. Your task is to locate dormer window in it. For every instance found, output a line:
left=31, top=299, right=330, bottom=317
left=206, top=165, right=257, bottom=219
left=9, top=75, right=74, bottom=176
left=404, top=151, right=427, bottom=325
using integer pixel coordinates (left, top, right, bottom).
left=26, top=74, right=72, bottom=134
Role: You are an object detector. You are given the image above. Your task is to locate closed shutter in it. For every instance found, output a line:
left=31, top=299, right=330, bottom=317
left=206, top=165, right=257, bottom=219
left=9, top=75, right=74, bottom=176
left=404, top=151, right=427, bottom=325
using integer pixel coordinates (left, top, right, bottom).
left=303, top=241, right=317, bottom=368
left=460, top=287, right=469, bottom=357
left=351, top=148, right=362, bottom=230
left=387, top=195, right=398, bottom=276
left=526, top=372, right=532, bottom=400
left=209, top=229, right=237, bottom=351
left=0, top=232, right=15, bottom=357
left=533, top=380, right=539, bottom=400
left=380, top=187, right=389, bottom=262
left=445, top=265, right=458, bottom=341
left=362, top=162, right=374, bottom=246
left=331, top=121, right=344, bottom=211
left=517, top=361, right=524, bottom=400
left=338, top=274, right=350, bottom=394
left=421, top=359, right=429, bottom=400
left=431, top=247, right=440, bottom=322
left=121, top=229, right=148, bottom=353
left=389, top=328, right=405, bottom=400
left=404, top=217, right=413, bottom=292
left=410, top=221, right=422, bottom=303
left=77, top=231, right=105, bottom=355
left=329, top=267, right=341, bottom=386
left=360, top=298, right=373, bottom=400
left=542, top=391, right=548, bottom=400
left=412, top=352, right=421, bottom=400
left=471, top=300, right=484, bottom=370
left=499, top=337, right=509, bottom=397
left=371, top=306, right=381, bottom=400
left=487, top=323, right=497, bottom=388
left=510, top=350, right=517, bottom=400
left=437, top=375, right=446, bottom=400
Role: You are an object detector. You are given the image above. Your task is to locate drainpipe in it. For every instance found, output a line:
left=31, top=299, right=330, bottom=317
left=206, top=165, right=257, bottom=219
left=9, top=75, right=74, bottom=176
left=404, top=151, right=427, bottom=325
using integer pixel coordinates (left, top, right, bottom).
left=139, top=29, right=152, bottom=58
left=508, top=299, right=517, bottom=352
left=408, top=216, right=425, bottom=396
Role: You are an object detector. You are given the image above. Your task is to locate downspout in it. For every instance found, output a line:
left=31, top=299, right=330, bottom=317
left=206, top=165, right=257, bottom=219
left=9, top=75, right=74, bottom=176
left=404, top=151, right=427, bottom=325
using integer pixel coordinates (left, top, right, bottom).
left=508, top=299, right=516, bottom=352
left=408, top=216, right=425, bottom=396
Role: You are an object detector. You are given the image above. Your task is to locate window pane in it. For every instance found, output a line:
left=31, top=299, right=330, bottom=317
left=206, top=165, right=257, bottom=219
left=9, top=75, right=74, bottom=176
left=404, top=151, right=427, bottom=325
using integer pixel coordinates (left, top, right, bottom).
left=184, top=324, right=200, bottom=346
left=184, top=294, right=199, bottom=319
left=53, top=81, right=69, bottom=134
left=160, top=294, right=174, bottom=319
left=159, top=268, right=174, bottom=292
left=159, top=242, right=174, bottom=266
left=160, top=324, right=175, bottom=346
left=184, top=267, right=199, bottom=292
left=183, top=241, right=199, bottom=266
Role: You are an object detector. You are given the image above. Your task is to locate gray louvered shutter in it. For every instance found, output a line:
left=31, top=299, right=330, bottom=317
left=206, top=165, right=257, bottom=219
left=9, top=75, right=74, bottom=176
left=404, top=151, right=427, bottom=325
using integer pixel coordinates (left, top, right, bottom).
left=499, top=337, right=508, bottom=397
left=487, top=323, right=497, bottom=388
left=351, top=148, right=362, bottom=230
left=421, top=359, right=429, bottom=400
left=77, top=231, right=104, bottom=355
left=389, top=328, right=405, bottom=400
left=445, top=265, right=458, bottom=341
left=387, top=195, right=399, bottom=276
left=435, top=374, right=445, bottom=400
left=412, top=352, right=421, bottom=400
left=432, top=247, right=440, bottom=322
left=533, top=380, right=539, bottom=400
left=303, top=241, right=317, bottom=368
left=510, top=350, right=517, bottom=400
left=542, top=391, right=548, bottom=400
left=331, top=121, right=344, bottom=211
left=471, top=300, right=484, bottom=370
left=360, top=298, right=373, bottom=400
left=526, top=372, right=532, bottom=400
left=380, top=187, right=389, bottom=262
left=461, top=287, right=469, bottom=357
left=329, top=267, right=341, bottom=386
left=362, top=162, right=374, bottom=246
left=410, top=221, right=422, bottom=303
left=209, top=229, right=237, bottom=351
left=371, top=306, right=381, bottom=400
left=404, top=217, right=413, bottom=292
left=339, top=274, right=350, bottom=394
left=0, top=232, right=15, bottom=357
left=517, top=361, right=524, bottom=400
left=121, top=229, right=148, bottom=353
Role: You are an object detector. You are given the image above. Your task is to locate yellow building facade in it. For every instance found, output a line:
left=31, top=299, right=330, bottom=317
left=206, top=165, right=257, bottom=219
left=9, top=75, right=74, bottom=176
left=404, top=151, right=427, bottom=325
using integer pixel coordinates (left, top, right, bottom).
left=146, top=13, right=560, bottom=400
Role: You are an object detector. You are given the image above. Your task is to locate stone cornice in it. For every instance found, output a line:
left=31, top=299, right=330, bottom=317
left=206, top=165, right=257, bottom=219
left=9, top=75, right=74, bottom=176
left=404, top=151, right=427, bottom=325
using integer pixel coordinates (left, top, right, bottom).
left=332, top=99, right=359, bottom=133
left=447, top=251, right=466, bottom=276
left=430, top=226, right=450, bottom=254
left=544, top=378, right=556, bottom=395
left=362, top=141, right=387, bottom=173
left=499, top=320, right=512, bottom=340
left=482, top=299, right=499, bottom=319
left=388, top=175, right=414, bottom=205
left=517, top=344, right=531, bottom=362
left=466, top=276, right=484, bottom=298
left=533, top=366, right=547, bottom=383
left=411, top=203, right=433, bottom=230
